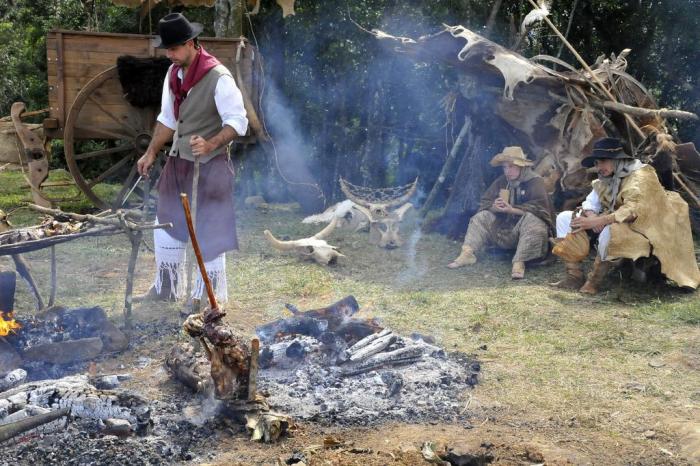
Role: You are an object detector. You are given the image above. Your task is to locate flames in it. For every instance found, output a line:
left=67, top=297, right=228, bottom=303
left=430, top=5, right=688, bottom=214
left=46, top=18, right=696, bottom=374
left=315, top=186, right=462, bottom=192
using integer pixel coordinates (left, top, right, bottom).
left=0, top=311, right=21, bottom=336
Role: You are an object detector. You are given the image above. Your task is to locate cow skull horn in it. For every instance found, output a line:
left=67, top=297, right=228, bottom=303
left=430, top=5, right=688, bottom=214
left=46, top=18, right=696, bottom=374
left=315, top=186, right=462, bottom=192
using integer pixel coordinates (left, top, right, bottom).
left=263, top=230, right=298, bottom=251
left=313, top=216, right=339, bottom=240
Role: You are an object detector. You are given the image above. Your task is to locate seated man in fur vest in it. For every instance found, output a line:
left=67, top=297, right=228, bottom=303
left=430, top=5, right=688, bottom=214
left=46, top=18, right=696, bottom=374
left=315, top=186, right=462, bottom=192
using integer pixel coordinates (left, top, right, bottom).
left=448, top=146, right=555, bottom=279
left=552, top=137, right=700, bottom=294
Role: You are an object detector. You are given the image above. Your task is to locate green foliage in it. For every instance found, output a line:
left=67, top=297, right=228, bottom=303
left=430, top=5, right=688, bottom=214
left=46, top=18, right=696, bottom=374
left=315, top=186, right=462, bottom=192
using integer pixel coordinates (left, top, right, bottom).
left=0, top=0, right=137, bottom=116
left=1, top=0, right=698, bottom=205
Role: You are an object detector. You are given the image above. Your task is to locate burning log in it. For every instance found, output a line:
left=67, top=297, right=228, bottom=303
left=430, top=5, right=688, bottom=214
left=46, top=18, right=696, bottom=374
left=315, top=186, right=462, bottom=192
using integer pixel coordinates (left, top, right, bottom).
left=9, top=306, right=129, bottom=367
left=0, top=406, right=69, bottom=444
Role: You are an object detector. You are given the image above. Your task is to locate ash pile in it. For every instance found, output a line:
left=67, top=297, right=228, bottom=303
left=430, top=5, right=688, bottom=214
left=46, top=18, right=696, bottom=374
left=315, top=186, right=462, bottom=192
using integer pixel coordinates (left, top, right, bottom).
left=256, top=296, right=480, bottom=426
left=0, top=374, right=238, bottom=465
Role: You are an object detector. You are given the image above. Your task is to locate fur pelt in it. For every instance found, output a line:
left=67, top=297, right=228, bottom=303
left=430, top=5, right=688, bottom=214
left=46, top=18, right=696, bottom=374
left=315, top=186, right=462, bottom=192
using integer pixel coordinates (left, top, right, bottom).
left=116, top=56, right=172, bottom=108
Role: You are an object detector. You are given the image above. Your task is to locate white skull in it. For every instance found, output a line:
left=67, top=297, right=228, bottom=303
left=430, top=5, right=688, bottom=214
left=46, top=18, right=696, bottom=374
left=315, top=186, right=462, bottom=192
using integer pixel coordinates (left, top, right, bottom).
left=263, top=217, right=344, bottom=265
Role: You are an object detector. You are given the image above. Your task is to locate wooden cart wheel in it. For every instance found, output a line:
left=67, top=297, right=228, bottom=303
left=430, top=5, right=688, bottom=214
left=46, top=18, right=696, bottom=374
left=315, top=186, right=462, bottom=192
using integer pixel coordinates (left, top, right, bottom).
left=64, top=66, right=164, bottom=210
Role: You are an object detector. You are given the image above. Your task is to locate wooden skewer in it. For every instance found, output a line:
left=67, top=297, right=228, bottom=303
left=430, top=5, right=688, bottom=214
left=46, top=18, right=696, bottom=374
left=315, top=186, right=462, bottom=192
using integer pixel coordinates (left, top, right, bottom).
left=180, top=193, right=217, bottom=310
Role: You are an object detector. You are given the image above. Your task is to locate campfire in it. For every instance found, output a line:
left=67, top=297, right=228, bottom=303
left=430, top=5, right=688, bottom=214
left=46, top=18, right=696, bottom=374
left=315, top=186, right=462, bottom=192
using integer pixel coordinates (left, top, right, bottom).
left=0, top=312, right=20, bottom=337
left=167, top=295, right=481, bottom=429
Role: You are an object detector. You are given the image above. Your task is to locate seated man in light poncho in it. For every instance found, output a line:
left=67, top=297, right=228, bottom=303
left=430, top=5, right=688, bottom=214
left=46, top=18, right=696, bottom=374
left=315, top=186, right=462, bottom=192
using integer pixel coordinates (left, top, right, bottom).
left=553, top=137, right=700, bottom=294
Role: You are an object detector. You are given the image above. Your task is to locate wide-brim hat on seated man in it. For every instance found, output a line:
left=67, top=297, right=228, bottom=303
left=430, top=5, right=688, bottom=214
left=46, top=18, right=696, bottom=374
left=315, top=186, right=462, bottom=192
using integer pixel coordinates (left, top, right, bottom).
left=581, top=137, right=635, bottom=168
left=489, top=146, right=534, bottom=167
left=153, top=13, right=204, bottom=49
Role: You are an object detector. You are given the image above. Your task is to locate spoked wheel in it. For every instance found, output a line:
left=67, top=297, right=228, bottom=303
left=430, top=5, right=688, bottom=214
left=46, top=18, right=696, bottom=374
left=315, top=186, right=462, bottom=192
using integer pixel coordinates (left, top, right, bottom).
left=64, top=66, right=165, bottom=210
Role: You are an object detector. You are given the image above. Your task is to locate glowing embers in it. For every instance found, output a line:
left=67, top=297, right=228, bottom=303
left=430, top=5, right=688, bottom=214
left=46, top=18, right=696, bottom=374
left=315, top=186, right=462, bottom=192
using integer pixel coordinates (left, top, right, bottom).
left=0, top=311, right=21, bottom=336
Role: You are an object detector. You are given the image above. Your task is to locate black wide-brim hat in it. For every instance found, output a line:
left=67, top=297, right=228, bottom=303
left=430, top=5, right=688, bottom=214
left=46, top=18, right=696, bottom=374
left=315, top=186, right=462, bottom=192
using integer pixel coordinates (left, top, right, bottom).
left=153, top=13, right=204, bottom=49
left=581, top=137, right=634, bottom=168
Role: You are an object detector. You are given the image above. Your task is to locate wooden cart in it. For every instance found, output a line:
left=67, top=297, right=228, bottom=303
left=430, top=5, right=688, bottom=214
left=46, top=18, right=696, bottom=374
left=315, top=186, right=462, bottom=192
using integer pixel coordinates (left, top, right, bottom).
left=20, top=29, right=263, bottom=210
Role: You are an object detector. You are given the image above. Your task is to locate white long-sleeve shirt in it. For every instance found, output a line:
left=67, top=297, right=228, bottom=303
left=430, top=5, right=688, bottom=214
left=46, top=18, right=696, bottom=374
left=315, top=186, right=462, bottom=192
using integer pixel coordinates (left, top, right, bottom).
left=156, top=67, right=248, bottom=136
left=581, top=189, right=602, bottom=214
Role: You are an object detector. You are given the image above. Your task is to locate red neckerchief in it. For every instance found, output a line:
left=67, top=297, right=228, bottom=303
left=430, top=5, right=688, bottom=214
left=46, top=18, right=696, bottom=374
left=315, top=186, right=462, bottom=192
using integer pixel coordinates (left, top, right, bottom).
left=169, top=46, right=221, bottom=119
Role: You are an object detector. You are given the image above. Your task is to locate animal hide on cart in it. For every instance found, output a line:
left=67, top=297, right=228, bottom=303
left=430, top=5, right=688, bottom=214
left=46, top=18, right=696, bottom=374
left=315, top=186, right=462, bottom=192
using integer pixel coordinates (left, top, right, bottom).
left=371, top=25, right=700, bottom=235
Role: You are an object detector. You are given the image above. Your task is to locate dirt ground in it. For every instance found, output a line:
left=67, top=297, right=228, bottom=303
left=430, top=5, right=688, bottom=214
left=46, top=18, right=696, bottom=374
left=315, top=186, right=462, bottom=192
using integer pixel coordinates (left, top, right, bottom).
left=3, top=204, right=700, bottom=465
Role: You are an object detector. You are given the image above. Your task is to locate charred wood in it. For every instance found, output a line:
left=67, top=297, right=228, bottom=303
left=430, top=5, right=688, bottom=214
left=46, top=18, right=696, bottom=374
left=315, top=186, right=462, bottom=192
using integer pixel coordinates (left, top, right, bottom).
left=347, top=333, right=397, bottom=363
left=164, top=343, right=212, bottom=393
left=0, top=339, right=22, bottom=376
left=0, top=369, right=26, bottom=392
left=341, top=346, right=425, bottom=377
left=21, top=337, right=104, bottom=365
left=0, top=406, right=69, bottom=444
left=0, top=375, right=148, bottom=424
left=256, top=296, right=360, bottom=343
left=345, top=328, right=391, bottom=355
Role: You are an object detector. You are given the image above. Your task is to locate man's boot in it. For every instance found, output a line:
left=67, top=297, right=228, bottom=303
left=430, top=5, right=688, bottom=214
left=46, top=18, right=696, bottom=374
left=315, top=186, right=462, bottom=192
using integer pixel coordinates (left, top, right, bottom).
left=511, top=261, right=526, bottom=279
left=447, top=245, right=477, bottom=269
left=550, top=261, right=585, bottom=289
left=579, top=257, right=611, bottom=294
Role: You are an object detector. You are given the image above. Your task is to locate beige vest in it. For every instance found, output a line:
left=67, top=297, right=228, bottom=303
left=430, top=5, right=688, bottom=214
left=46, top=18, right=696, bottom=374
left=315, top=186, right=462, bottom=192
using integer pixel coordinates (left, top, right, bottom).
left=169, top=64, right=231, bottom=164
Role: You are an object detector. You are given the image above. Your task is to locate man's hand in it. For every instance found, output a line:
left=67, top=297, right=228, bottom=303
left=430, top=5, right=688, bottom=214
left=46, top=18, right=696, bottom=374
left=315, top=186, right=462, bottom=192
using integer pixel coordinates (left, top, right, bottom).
left=492, top=197, right=520, bottom=215
left=571, top=213, right=609, bottom=233
left=190, top=135, right=214, bottom=158
left=492, top=197, right=509, bottom=211
left=137, top=152, right=157, bottom=177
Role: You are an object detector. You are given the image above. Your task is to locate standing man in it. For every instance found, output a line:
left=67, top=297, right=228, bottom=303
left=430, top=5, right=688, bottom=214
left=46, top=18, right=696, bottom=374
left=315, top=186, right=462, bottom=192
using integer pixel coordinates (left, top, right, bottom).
left=136, top=13, right=248, bottom=306
left=553, top=137, right=700, bottom=293
left=447, top=146, right=554, bottom=279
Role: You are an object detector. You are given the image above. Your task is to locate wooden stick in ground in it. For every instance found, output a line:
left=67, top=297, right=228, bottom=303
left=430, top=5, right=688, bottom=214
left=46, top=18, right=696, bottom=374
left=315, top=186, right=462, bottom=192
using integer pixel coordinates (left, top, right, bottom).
left=180, top=193, right=217, bottom=310
left=185, top=159, right=200, bottom=301
left=248, top=338, right=260, bottom=401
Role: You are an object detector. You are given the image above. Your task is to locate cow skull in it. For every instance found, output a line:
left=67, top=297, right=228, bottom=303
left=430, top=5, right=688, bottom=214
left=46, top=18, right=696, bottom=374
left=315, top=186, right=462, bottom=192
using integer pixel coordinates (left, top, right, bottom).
left=353, top=202, right=413, bottom=249
left=263, top=217, right=344, bottom=265
left=302, top=199, right=369, bottom=232
left=339, top=178, right=417, bottom=249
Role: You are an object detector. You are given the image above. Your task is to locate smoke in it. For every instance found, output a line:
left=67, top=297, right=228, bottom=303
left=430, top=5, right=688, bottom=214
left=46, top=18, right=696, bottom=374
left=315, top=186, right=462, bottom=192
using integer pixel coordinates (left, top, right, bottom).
left=395, top=208, right=427, bottom=286
left=260, top=81, right=324, bottom=211
left=184, top=391, right=223, bottom=426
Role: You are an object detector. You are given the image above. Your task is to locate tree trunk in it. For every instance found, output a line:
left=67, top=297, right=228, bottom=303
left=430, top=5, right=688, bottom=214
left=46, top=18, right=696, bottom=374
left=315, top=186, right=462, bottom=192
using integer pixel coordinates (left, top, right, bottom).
left=484, top=0, right=503, bottom=37
left=360, top=84, right=386, bottom=187
left=214, top=0, right=245, bottom=38
left=427, top=124, right=487, bottom=240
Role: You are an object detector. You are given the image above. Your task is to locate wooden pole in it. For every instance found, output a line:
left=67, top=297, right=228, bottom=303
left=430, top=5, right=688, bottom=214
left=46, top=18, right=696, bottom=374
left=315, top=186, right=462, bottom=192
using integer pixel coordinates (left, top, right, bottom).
left=247, top=338, right=259, bottom=401
left=420, top=116, right=472, bottom=217
left=48, top=246, right=56, bottom=307
left=180, top=193, right=217, bottom=310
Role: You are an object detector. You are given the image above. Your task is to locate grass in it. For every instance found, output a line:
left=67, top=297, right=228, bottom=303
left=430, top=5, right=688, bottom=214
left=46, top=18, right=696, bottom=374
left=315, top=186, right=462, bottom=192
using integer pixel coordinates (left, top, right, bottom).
left=2, top=169, right=699, bottom=463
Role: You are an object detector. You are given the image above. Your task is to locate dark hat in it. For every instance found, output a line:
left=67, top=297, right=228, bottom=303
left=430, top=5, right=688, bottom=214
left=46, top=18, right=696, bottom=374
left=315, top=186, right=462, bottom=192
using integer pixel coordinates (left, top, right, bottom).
left=581, top=137, right=634, bottom=168
left=152, top=13, right=203, bottom=49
